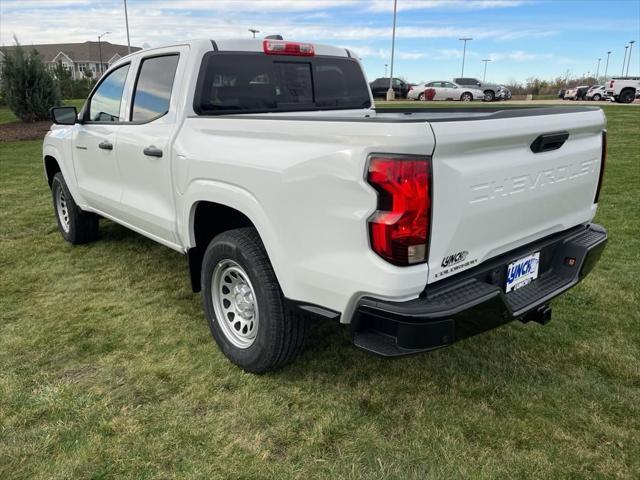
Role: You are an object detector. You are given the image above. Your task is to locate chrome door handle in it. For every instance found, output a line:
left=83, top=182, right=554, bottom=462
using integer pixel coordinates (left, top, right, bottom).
left=98, top=140, right=113, bottom=150
left=143, top=146, right=163, bottom=158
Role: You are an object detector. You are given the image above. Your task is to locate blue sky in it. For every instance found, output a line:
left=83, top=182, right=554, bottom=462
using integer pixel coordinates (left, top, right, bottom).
left=1, top=0, right=638, bottom=84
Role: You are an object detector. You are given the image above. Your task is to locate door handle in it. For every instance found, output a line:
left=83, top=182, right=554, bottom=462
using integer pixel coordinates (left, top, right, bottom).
left=98, top=140, right=113, bottom=150
left=143, top=146, right=163, bottom=158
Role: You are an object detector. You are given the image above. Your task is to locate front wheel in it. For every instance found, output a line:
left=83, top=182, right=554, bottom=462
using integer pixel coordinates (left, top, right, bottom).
left=201, top=228, right=309, bottom=373
left=418, top=92, right=426, bottom=101
left=51, top=172, right=99, bottom=244
left=593, top=94, right=602, bottom=101
left=461, top=92, right=473, bottom=102
left=483, top=90, right=495, bottom=102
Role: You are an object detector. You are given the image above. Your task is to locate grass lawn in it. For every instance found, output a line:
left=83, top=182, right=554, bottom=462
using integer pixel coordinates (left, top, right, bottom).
left=0, top=99, right=85, bottom=124
left=1, top=105, right=638, bottom=479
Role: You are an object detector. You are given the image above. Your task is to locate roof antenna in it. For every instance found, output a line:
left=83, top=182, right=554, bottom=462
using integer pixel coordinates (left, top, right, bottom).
left=264, top=35, right=283, bottom=40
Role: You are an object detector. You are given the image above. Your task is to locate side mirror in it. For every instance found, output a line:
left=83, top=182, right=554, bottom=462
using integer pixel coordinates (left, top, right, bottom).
left=50, top=106, right=78, bottom=125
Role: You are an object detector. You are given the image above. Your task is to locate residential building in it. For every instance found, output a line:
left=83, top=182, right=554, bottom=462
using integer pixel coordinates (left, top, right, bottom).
left=0, top=41, right=141, bottom=80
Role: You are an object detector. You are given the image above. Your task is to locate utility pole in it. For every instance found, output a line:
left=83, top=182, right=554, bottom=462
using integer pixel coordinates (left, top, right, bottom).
left=124, top=0, right=131, bottom=54
left=604, top=51, right=611, bottom=80
left=622, top=45, right=628, bottom=76
left=595, top=58, right=601, bottom=80
left=481, top=59, right=491, bottom=81
left=97, top=31, right=110, bottom=77
left=626, top=40, right=635, bottom=76
left=459, top=37, right=472, bottom=77
left=386, top=0, right=398, bottom=101
left=248, top=28, right=260, bottom=39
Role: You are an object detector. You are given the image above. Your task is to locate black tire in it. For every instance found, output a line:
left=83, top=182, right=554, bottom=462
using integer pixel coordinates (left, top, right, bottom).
left=483, top=90, right=495, bottom=102
left=461, top=92, right=473, bottom=102
left=418, top=92, right=426, bottom=101
left=51, top=172, right=99, bottom=244
left=618, top=89, right=635, bottom=104
left=201, top=227, right=308, bottom=373
left=593, top=94, right=601, bottom=101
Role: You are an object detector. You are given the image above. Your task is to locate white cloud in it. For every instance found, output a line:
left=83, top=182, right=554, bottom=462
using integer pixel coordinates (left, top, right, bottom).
left=368, top=0, right=527, bottom=12
left=488, top=50, right=553, bottom=62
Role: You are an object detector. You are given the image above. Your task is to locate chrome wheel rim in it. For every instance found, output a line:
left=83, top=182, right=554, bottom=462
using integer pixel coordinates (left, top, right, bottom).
left=211, top=259, right=258, bottom=349
left=55, top=187, right=70, bottom=233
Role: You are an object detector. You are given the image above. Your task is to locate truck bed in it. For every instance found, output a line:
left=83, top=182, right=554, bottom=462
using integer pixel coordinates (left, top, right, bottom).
left=213, top=106, right=600, bottom=123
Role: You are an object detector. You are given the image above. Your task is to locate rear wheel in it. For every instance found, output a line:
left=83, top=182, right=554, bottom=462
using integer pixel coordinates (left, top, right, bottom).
left=201, top=227, right=309, bottom=373
left=618, top=89, right=635, bottom=104
left=483, top=90, right=495, bottom=102
left=461, top=92, right=473, bottom=102
left=51, top=172, right=99, bottom=244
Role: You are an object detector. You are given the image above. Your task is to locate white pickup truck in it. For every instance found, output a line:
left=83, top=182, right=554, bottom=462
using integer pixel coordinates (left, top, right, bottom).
left=605, top=76, right=639, bottom=103
left=45, top=38, right=608, bottom=372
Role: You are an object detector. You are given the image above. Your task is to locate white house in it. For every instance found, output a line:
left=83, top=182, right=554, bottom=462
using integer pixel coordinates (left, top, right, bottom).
left=0, top=41, right=141, bottom=80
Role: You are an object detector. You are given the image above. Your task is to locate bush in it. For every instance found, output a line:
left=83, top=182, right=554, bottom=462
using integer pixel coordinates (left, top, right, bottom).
left=1, top=39, right=61, bottom=122
left=51, top=63, right=95, bottom=99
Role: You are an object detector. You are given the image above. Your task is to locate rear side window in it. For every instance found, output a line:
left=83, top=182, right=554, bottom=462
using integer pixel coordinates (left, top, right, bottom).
left=195, top=53, right=371, bottom=115
left=131, top=55, right=179, bottom=122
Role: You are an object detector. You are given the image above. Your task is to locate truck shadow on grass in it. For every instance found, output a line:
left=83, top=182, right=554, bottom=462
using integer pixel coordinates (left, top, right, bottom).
left=93, top=218, right=578, bottom=391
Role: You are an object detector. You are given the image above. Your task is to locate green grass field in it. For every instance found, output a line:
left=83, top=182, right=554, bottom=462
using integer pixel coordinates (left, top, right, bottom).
left=1, top=105, right=638, bottom=479
left=0, top=99, right=85, bottom=124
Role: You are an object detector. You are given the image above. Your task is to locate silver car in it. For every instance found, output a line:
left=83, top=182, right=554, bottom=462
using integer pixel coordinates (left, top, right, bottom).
left=408, top=81, right=485, bottom=101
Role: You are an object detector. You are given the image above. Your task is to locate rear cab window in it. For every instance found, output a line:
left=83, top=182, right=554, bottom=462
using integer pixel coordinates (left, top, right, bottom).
left=194, top=53, right=371, bottom=115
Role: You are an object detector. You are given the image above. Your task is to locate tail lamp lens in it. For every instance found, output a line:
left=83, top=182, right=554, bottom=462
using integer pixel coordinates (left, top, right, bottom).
left=367, top=156, right=432, bottom=266
left=594, top=130, right=606, bottom=203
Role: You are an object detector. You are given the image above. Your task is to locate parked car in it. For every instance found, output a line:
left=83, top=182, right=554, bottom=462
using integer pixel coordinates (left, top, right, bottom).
left=575, top=85, right=591, bottom=100
left=45, top=38, right=608, bottom=372
left=407, top=81, right=485, bottom=101
left=563, top=88, right=577, bottom=100
left=453, top=77, right=505, bottom=101
left=558, top=89, right=566, bottom=99
left=369, top=77, right=409, bottom=98
left=585, top=85, right=606, bottom=101
left=605, top=76, right=640, bottom=103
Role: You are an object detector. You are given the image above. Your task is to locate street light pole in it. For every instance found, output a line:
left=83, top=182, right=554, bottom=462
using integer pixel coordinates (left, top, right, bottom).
left=595, top=58, right=601, bottom=80
left=626, top=40, right=635, bottom=76
left=124, top=0, right=131, bottom=54
left=481, top=59, right=491, bottom=81
left=604, top=51, right=611, bottom=80
left=459, top=37, right=472, bottom=77
left=248, top=28, right=260, bottom=39
left=386, top=0, right=398, bottom=101
left=97, top=31, right=110, bottom=77
left=622, top=45, right=628, bottom=76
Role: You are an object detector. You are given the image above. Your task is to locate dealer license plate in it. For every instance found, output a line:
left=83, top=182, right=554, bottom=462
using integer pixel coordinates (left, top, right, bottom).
left=505, top=252, right=540, bottom=293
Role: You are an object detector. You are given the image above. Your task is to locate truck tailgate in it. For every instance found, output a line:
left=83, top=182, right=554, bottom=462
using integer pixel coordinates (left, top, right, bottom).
left=427, top=108, right=605, bottom=283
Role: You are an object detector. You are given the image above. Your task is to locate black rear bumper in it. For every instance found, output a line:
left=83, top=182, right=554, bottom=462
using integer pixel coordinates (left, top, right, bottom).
left=353, top=223, right=607, bottom=357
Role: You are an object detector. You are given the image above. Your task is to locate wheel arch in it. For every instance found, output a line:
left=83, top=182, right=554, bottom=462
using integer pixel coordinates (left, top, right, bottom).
left=44, top=155, right=61, bottom=187
left=186, top=199, right=282, bottom=294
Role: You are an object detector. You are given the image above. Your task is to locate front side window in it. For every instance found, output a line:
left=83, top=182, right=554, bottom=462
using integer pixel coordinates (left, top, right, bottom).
left=131, top=55, right=179, bottom=122
left=88, top=64, right=130, bottom=122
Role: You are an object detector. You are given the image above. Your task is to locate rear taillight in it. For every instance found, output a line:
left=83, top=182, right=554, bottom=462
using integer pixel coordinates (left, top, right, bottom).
left=263, top=40, right=314, bottom=56
left=366, top=155, right=432, bottom=266
left=594, top=131, right=606, bottom=203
